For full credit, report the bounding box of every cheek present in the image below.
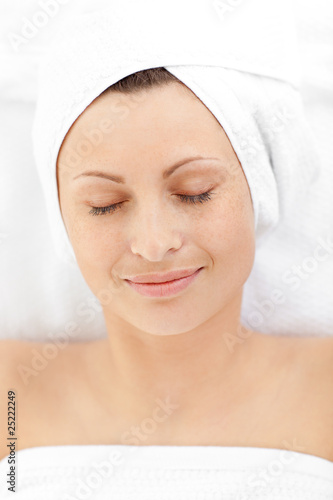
[197,190,255,279]
[59,191,122,266]
[71,218,124,266]
[65,216,124,297]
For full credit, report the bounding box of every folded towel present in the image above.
[31,0,318,267]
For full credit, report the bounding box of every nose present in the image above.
[129,198,183,262]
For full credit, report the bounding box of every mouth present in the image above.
[125,267,203,284]
[124,267,204,298]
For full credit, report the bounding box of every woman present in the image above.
[1,2,333,498]
[0,65,332,498]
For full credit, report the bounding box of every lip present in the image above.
[124,267,204,298]
[125,268,202,284]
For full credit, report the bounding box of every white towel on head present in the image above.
[31,0,318,267]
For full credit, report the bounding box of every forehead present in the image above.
[57,82,234,175]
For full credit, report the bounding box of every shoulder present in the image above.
[0,339,33,385]
[0,340,33,461]
[0,339,57,387]
[0,339,87,461]
[260,334,333,462]
[295,335,333,375]
[294,335,333,461]
[297,335,333,416]
[265,333,333,371]
[254,332,333,396]
[285,335,333,400]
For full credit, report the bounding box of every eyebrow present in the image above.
[73,156,221,183]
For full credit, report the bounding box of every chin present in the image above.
[120,300,219,337]
[132,321,201,337]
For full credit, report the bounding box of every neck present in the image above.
[94,294,256,427]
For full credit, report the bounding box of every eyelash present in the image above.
[88,190,215,216]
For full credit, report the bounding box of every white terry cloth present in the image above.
[31,0,319,269]
[0,444,332,499]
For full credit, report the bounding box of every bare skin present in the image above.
[1,82,332,463]
[0,334,332,463]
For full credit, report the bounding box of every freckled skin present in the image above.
[0,83,332,461]
[36,82,330,459]
[57,82,255,337]
[56,83,270,436]
[55,82,262,423]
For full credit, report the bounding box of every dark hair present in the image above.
[101,67,181,95]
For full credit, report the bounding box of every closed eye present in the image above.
[88,190,215,216]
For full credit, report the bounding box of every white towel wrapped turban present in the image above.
[32,0,318,266]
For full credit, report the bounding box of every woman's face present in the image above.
[57,82,255,335]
